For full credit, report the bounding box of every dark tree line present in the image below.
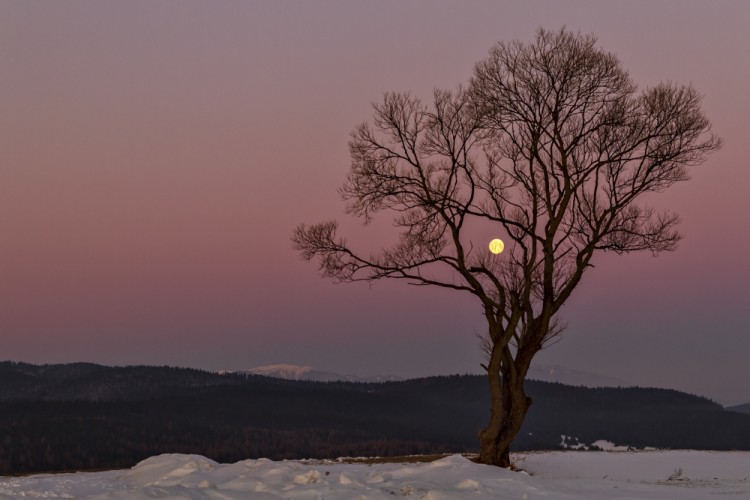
[2,363,750,475]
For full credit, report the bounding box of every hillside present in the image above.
[1,361,749,475]
[0,361,241,401]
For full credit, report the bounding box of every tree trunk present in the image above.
[478,367,532,467]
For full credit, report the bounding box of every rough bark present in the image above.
[478,370,531,467]
[477,335,535,467]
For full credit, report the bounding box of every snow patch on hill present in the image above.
[233,364,403,383]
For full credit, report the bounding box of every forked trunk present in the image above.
[478,369,531,467]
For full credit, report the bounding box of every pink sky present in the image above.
[1,1,748,404]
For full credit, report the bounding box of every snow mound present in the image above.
[125,454,219,486]
[1,451,750,499]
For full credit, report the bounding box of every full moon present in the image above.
[489,238,505,255]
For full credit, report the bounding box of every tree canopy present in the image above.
[294,28,720,466]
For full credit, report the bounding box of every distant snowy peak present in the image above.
[245,364,319,380]
[726,402,750,414]
[238,364,403,383]
[527,363,628,388]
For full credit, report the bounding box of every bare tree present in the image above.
[293,28,720,467]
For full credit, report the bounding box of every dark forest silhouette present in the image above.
[2,362,749,475]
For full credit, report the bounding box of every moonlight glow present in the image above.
[489,239,505,255]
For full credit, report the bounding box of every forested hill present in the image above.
[1,361,750,475]
[0,361,242,401]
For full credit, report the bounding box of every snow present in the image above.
[1,451,749,499]
[235,364,403,383]
[560,434,589,450]
[590,440,632,451]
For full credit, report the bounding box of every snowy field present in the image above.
[2,450,749,499]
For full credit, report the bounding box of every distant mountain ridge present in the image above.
[236,364,403,383]
[727,402,750,414]
[239,362,628,388]
[526,363,628,388]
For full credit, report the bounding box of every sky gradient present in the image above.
[1,1,748,404]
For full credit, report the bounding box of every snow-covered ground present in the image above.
[2,450,749,499]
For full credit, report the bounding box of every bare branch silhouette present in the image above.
[293,27,720,467]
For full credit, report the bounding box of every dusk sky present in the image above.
[1,1,748,405]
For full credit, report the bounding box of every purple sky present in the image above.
[1,1,748,404]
